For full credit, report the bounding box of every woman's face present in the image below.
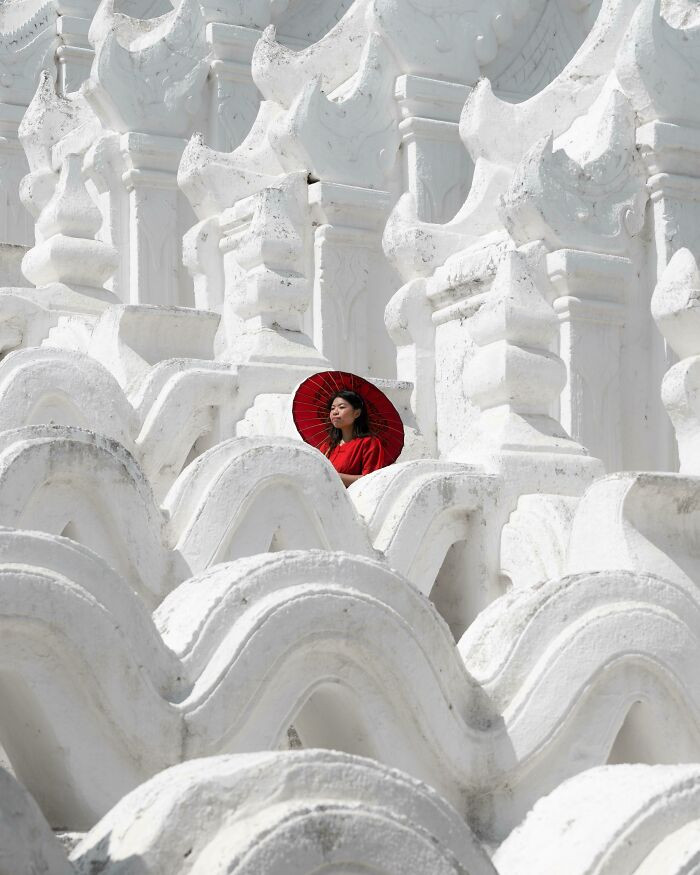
[329,396,361,430]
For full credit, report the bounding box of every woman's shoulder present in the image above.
[357,434,382,446]
[357,434,385,456]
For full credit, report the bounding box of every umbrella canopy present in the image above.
[292,370,405,464]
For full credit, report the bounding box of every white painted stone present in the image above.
[1,0,700,869]
[71,751,496,874]
[0,767,73,875]
[495,764,700,875]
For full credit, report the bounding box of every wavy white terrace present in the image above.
[0,0,698,871]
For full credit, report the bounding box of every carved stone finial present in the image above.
[501,84,647,255]
[178,103,284,220]
[22,151,118,298]
[252,3,369,110]
[617,0,700,127]
[84,0,209,137]
[18,71,117,307]
[269,34,400,189]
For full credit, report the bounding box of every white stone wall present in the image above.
[0,0,699,871]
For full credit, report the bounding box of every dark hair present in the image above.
[326,390,372,451]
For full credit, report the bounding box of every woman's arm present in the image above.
[339,472,363,488]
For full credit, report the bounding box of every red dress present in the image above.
[322,435,387,475]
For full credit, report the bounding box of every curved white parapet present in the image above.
[0,526,181,696]
[349,460,501,628]
[0,767,74,875]
[494,764,700,875]
[71,751,496,874]
[566,471,700,589]
[0,560,180,829]
[0,412,515,610]
[164,436,375,570]
[0,347,136,449]
[0,424,177,605]
[460,567,700,837]
[158,551,480,801]
[0,534,699,841]
[0,547,478,827]
[134,363,241,500]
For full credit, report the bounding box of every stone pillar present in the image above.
[56,13,95,94]
[0,104,34,286]
[309,181,391,373]
[651,247,700,474]
[449,248,603,492]
[206,23,262,153]
[637,122,700,273]
[82,0,209,307]
[617,0,700,274]
[119,133,186,307]
[548,249,632,472]
[395,74,472,223]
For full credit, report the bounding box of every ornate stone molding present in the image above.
[501,84,647,256]
[269,33,400,189]
[85,0,210,137]
[252,0,370,109]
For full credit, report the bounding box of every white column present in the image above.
[309,181,391,373]
[119,133,186,307]
[206,23,261,153]
[395,74,472,223]
[56,14,94,94]
[0,104,34,286]
[548,249,631,472]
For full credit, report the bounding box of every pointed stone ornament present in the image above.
[252,5,370,110]
[18,72,118,310]
[501,86,647,255]
[84,0,209,137]
[269,33,400,190]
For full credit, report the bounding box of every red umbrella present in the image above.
[292,370,405,464]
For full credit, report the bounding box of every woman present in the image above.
[292,370,404,488]
[321,389,387,487]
